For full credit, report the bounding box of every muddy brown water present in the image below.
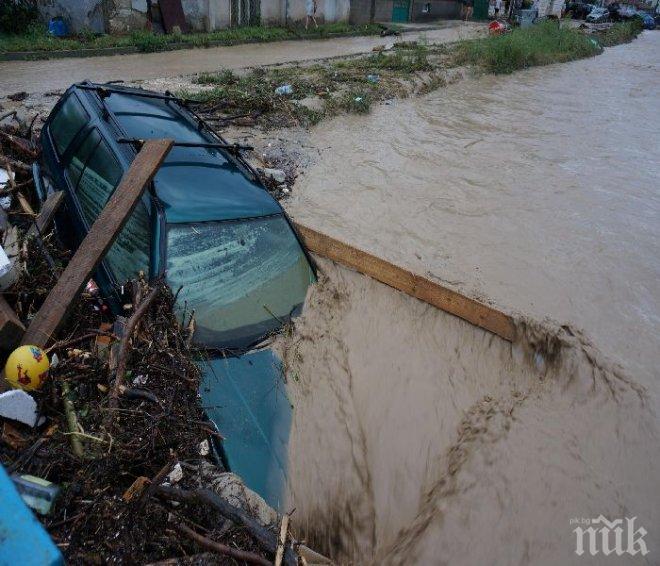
[276,32,660,564]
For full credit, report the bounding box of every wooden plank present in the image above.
[294,224,517,342]
[0,295,25,350]
[27,191,64,238]
[21,139,173,348]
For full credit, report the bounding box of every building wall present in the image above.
[411,0,461,20]
[349,0,397,24]
[36,0,105,33]
[38,0,348,34]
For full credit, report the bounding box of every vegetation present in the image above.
[455,21,602,74]
[181,43,432,127]
[0,22,383,55]
[180,22,643,128]
[0,0,38,35]
[597,19,643,47]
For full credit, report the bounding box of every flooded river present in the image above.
[278,32,660,564]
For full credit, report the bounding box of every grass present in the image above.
[181,43,430,126]
[455,21,605,74]
[0,22,384,54]
[178,21,643,127]
[597,19,643,47]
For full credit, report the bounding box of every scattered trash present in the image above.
[275,84,294,96]
[198,439,210,456]
[7,92,28,103]
[0,389,38,427]
[4,345,50,392]
[0,168,14,211]
[132,373,149,386]
[166,462,184,484]
[261,167,287,184]
[367,74,380,84]
[355,97,363,103]
[11,474,60,515]
[489,21,510,35]
[0,244,11,279]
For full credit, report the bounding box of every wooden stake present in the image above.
[274,513,290,566]
[20,139,173,348]
[294,224,516,342]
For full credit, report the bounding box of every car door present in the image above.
[44,93,152,295]
[71,130,152,290]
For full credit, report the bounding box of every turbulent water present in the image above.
[275,32,660,565]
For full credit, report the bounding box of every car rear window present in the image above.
[49,94,89,157]
[76,138,150,284]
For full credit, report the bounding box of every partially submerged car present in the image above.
[37,82,316,507]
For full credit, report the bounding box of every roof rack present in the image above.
[77,82,261,179]
[117,137,254,152]
[75,83,202,105]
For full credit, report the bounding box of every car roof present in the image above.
[75,84,281,223]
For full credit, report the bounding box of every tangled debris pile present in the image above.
[0,114,302,565]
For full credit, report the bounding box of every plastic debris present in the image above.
[0,244,11,279]
[12,474,60,515]
[262,168,287,184]
[274,84,294,95]
[167,462,184,484]
[198,439,210,456]
[133,374,149,386]
[0,389,38,427]
[0,168,13,210]
[367,74,380,84]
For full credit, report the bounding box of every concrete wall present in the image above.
[412,0,461,19]
[36,0,105,33]
[38,0,348,34]
[349,0,394,23]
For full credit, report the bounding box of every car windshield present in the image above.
[166,214,314,349]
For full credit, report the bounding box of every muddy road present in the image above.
[277,31,660,564]
[0,22,483,95]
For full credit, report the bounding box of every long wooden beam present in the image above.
[21,139,174,348]
[294,224,517,342]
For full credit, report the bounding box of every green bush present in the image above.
[0,0,38,34]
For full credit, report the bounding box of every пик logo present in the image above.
[571,515,649,557]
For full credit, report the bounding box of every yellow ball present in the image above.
[4,345,50,391]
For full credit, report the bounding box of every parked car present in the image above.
[586,6,610,22]
[36,82,316,507]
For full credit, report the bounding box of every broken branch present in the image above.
[171,520,271,566]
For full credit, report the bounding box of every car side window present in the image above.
[49,95,90,157]
[76,139,150,284]
[67,129,101,190]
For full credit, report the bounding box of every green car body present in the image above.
[39,82,315,507]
